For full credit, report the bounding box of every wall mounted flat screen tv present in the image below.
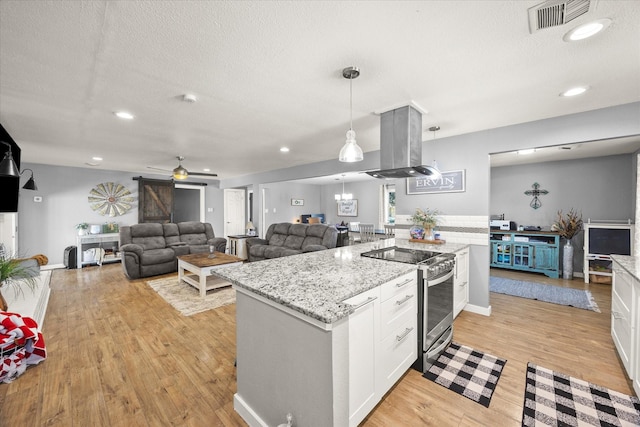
[0,123,21,213]
[587,226,632,256]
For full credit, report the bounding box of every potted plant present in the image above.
[75,222,89,236]
[551,208,583,279]
[0,257,38,312]
[410,208,440,239]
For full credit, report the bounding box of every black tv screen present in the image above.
[588,228,632,256]
[0,123,21,213]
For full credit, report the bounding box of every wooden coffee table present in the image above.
[177,252,244,298]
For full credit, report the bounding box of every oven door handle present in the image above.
[426,269,454,287]
[426,327,453,359]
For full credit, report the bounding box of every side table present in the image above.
[228,235,253,260]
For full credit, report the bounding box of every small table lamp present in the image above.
[246,221,256,236]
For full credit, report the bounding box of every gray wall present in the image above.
[16,163,225,264]
[259,181,322,226]
[491,154,635,274]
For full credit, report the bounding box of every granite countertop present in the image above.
[213,238,468,324]
[611,255,640,281]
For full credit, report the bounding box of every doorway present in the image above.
[174,184,205,222]
[224,188,246,237]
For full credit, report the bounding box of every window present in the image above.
[381,184,396,225]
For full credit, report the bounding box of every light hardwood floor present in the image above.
[0,264,634,426]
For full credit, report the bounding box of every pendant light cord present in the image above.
[349,76,353,132]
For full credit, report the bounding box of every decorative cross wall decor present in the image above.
[524,182,548,209]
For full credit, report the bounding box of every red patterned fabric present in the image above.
[0,311,46,383]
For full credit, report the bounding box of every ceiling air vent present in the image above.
[528,0,594,33]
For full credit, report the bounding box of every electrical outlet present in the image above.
[207,208,213,212]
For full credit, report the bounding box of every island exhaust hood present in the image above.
[366,105,440,179]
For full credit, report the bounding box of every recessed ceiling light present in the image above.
[560,86,589,97]
[114,111,134,120]
[203,168,210,172]
[517,149,536,155]
[92,156,103,161]
[280,147,290,152]
[563,19,612,42]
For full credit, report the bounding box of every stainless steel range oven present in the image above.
[361,246,456,372]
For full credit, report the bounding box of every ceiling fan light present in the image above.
[173,165,188,180]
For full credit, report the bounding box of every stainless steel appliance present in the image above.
[361,246,456,372]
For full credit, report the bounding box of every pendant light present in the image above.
[0,141,19,177]
[172,156,188,180]
[427,126,443,179]
[339,66,364,163]
[334,174,353,201]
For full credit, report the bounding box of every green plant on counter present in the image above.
[411,208,440,229]
[75,222,89,230]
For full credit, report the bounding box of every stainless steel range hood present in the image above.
[366,105,439,179]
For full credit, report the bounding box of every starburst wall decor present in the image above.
[88,182,135,217]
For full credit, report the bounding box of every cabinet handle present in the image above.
[396,327,414,342]
[350,296,377,311]
[395,294,414,306]
[611,311,623,320]
[395,278,413,288]
[461,281,468,287]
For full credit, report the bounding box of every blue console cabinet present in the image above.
[490,231,560,278]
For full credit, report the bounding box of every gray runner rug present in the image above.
[489,277,600,312]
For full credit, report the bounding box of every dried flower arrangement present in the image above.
[411,208,440,229]
[551,208,583,240]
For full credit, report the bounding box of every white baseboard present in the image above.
[464,303,491,317]
[234,393,268,427]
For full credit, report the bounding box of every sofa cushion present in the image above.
[283,235,305,250]
[264,246,301,259]
[140,248,176,265]
[130,223,166,250]
[163,223,181,246]
[268,232,288,247]
[289,224,308,237]
[307,224,329,238]
[273,223,291,235]
[302,235,323,249]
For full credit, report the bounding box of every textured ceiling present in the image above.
[1,1,639,180]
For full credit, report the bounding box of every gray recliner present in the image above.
[245,223,338,262]
[119,221,227,279]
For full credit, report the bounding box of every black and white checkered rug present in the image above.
[523,363,640,426]
[423,341,507,408]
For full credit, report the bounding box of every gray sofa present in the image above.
[119,221,227,279]
[245,222,338,262]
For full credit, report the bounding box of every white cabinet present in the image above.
[454,248,469,318]
[345,286,379,427]
[76,233,121,268]
[611,262,636,381]
[378,273,417,391]
[345,271,417,427]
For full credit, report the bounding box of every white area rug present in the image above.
[145,275,235,316]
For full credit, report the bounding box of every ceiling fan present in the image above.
[147,156,218,180]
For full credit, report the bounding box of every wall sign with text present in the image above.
[406,170,466,194]
[291,198,304,206]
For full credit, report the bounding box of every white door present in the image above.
[224,189,246,237]
[0,213,17,256]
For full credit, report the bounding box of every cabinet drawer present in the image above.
[611,295,634,377]
[379,319,417,390]
[613,269,633,310]
[381,272,416,302]
[380,294,416,340]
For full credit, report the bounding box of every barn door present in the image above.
[138,178,174,223]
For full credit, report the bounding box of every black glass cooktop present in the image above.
[361,246,441,264]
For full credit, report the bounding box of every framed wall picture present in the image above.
[337,199,358,216]
[407,169,466,194]
[291,198,304,206]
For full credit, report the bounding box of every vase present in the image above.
[423,227,434,240]
[409,225,425,239]
[563,240,574,279]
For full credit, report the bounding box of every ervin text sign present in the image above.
[406,170,466,194]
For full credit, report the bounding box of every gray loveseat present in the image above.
[245,222,338,262]
[119,221,227,279]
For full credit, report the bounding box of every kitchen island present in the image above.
[214,238,467,426]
